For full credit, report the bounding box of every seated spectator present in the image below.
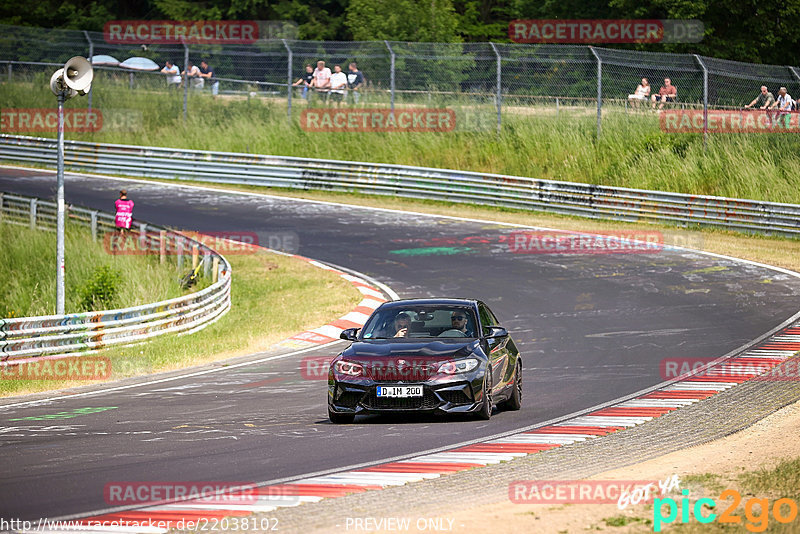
[771,87,794,128]
[199,60,219,96]
[292,64,314,100]
[311,60,331,102]
[182,61,203,89]
[651,78,677,110]
[329,65,348,107]
[347,62,365,104]
[628,78,650,108]
[160,60,181,88]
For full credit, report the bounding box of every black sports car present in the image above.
[328,298,522,423]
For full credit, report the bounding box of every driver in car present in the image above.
[389,312,412,338]
[449,311,472,336]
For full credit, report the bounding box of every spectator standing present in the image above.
[347,62,365,104]
[293,64,315,100]
[182,61,203,89]
[771,87,794,128]
[199,60,219,96]
[744,86,776,125]
[651,78,677,110]
[312,60,331,101]
[329,65,348,107]
[627,77,650,109]
[114,190,134,233]
[160,60,181,88]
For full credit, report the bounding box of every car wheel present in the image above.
[328,407,355,424]
[501,361,522,411]
[475,372,492,420]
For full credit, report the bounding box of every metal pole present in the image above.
[489,42,502,133]
[183,43,189,121]
[282,39,292,126]
[790,67,800,83]
[7,63,11,83]
[384,40,395,114]
[83,31,93,114]
[694,54,709,151]
[589,47,602,138]
[56,92,66,315]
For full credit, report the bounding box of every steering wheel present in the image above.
[438,329,467,338]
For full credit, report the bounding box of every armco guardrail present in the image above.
[0,191,231,363]
[1,134,799,237]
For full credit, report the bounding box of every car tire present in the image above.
[328,407,355,424]
[475,372,492,420]
[501,361,522,411]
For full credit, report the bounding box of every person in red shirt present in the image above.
[651,78,677,110]
[114,190,134,233]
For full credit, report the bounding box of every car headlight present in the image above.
[335,360,364,376]
[437,358,479,374]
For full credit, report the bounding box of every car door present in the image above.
[478,302,510,394]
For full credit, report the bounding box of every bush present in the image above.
[79,265,123,311]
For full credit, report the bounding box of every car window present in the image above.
[478,303,499,335]
[361,306,477,339]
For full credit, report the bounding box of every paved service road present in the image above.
[1,168,799,520]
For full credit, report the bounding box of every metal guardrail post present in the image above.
[203,252,211,278]
[589,47,602,139]
[29,198,36,230]
[177,237,184,270]
[90,210,97,240]
[192,244,199,269]
[0,192,4,223]
[489,42,502,133]
[384,40,396,115]
[83,31,93,115]
[159,229,167,264]
[183,43,189,121]
[138,223,147,251]
[694,55,709,151]
[282,39,292,127]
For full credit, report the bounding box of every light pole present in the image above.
[49,56,93,315]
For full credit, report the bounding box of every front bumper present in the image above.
[328,377,483,415]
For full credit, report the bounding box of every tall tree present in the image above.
[345,0,460,41]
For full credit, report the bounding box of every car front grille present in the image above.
[362,387,440,410]
[335,389,365,408]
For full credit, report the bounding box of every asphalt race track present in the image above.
[2,167,800,521]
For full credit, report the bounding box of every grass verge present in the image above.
[1,249,361,397]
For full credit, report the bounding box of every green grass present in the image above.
[0,249,361,397]
[0,222,188,317]
[2,76,800,204]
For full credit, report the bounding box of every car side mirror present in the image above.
[339,328,360,341]
[483,326,508,339]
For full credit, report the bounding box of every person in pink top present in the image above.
[114,189,134,233]
[311,60,332,102]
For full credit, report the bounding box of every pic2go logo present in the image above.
[654,489,799,532]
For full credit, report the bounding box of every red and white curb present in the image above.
[31,322,799,533]
[272,256,387,350]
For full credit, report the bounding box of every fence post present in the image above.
[693,54,709,151]
[0,192,3,223]
[790,67,800,83]
[212,256,219,283]
[83,31,93,115]
[7,62,11,83]
[589,47,602,138]
[159,230,167,264]
[90,210,98,241]
[138,223,147,252]
[183,43,189,121]
[192,244,199,269]
[177,238,184,270]
[29,198,37,230]
[556,97,559,118]
[203,251,212,278]
[384,40,396,114]
[282,39,293,127]
[489,42,502,133]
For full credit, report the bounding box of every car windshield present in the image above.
[361,306,478,340]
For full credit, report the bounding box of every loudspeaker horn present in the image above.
[63,56,93,95]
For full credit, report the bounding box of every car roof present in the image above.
[378,298,478,308]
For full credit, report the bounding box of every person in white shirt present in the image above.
[627,77,650,109]
[160,60,181,88]
[182,61,203,89]
[311,60,331,101]
[329,65,348,107]
[771,86,794,128]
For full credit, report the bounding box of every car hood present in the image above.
[343,339,479,360]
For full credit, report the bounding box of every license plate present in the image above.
[377,385,423,398]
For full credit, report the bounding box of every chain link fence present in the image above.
[2,23,800,136]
